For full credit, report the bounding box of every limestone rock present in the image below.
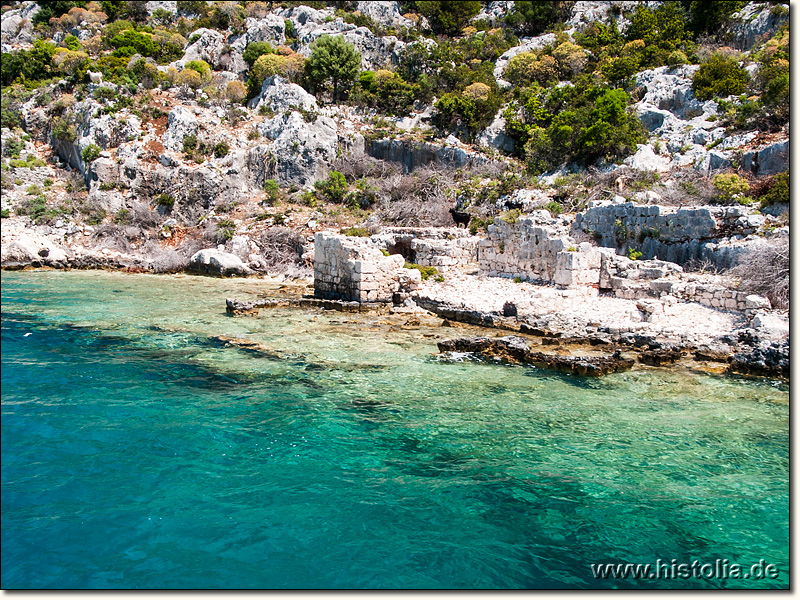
[162,106,198,152]
[227,15,287,74]
[476,109,515,153]
[356,1,413,28]
[181,28,227,68]
[260,111,338,186]
[1,231,69,267]
[742,139,789,176]
[188,249,254,277]
[146,1,177,14]
[247,75,318,113]
[730,2,789,51]
[1,1,38,45]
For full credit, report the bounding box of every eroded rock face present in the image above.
[258,111,339,186]
[742,140,789,176]
[247,75,318,113]
[181,27,227,68]
[730,2,789,51]
[162,106,198,152]
[227,15,287,75]
[188,249,254,277]
[1,1,38,45]
[356,1,413,28]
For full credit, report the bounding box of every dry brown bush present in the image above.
[731,238,789,309]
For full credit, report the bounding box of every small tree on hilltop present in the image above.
[305,35,361,103]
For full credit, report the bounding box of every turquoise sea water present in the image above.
[1,270,789,589]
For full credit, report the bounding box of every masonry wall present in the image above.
[477,213,600,287]
[314,232,420,302]
[574,202,765,268]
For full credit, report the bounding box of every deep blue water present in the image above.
[1,271,789,589]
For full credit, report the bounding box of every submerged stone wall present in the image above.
[314,232,421,302]
[477,212,600,287]
[574,202,765,268]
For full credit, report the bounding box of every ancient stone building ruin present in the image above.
[314,232,421,302]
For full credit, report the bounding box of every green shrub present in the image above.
[687,1,746,36]
[182,134,198,154]
[156,193,175,207]
[544,201,562,216]
[758,172,788,207]
[404,261,438,280]
[263,179,281,205]
[314,171,348,203]
[81,144,101,164]
[712,173,750,204]
[305,35,362,102]
[216,219,235,241]
[213,141,229,158]
[627,247,643,260]
[33,0,79,25]
[341,226,369,237]
[500,208,522,224]
[242,41,276,67]
[3,138,24,159]
[504,1,571,36]
[185,59,211,80]
[666,50,688,68]
[110,30,158,57]
[0,40,57,86]
[692,53,749,101]
[52,117,77,142]
[509,81,646,173]
[434,85,503,141]
[1,208,9,218]
[417,1,481,36]
[354,70,420,117]
[114,208,131,224]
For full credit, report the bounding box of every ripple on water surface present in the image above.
[0,271,788,589]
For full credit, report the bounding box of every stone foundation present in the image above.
[599,250,771,313]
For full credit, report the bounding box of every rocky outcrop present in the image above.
[742,139,789,177]
[575,201,768,268]
[356,1,414,29]
[257,111,338,186]
[247,75,318,113]
[0,230,70,268]
[226,15,287,74]
[437,335,635,376]
[162,106,198,152]
[365,137,493,173]
[1,1,38,46]
[476,109,515,153]
[187,249,254,277]
[729,338,789,378]
[180,28,227,69]
[730,2,789,51]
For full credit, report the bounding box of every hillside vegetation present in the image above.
[0,0,789,275]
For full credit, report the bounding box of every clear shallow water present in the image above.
[1,270,788,589]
